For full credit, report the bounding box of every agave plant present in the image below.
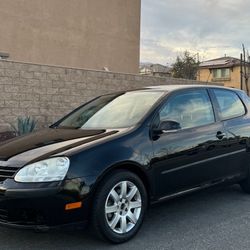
[11,117,37,136]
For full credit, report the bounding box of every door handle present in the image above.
[216,131,226,140]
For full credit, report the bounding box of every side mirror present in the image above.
[154,120,181,135]
[160,120,181,131]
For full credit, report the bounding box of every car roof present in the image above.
[144,84,238,92]
[104,84,245,98]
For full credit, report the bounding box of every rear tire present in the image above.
[91,170,147,243]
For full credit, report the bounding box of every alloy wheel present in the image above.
[105,181,142,234]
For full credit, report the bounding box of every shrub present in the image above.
[11,117,37,136]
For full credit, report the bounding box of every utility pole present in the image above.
[197,52,200,81]
[194,52,200,81]
[240,53,243,90]
[242,44,249,95]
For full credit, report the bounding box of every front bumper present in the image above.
[0,177,96,230]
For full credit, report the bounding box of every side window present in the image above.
[159,89,215,129]
[213,89,245,120]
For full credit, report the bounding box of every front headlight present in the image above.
[14,157,70,183]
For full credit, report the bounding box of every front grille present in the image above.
[0,166,20,181]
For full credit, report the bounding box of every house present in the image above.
[0,0,141,74]
[198,56,250,89]
[140,63,172,77]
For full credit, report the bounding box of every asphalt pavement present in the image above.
[1,184,250,250]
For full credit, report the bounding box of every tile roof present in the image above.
[199,56,241,68]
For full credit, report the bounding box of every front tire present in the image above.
[92,170,147,243]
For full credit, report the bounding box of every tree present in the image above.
[172,51,199,80]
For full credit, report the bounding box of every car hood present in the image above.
[0,128,119,167]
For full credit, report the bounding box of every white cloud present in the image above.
[141,0,250,64]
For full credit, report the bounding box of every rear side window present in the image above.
[213,89,245,120]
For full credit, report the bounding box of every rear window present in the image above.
[213,89,245,120]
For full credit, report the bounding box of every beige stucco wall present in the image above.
[198,67,241,89]
[230,67,241,89]
[198,68,211,83]
[0,0,141,74]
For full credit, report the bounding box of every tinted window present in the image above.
[159,90,215,129]
[213,89,245,120]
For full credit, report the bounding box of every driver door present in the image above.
[151,89,229,198]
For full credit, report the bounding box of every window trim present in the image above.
[150,88,216,133]
[210,88,247,122]
[212,68,231,81]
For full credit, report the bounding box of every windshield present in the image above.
[57,91,164,129]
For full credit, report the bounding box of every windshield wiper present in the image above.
[52,125,81,129]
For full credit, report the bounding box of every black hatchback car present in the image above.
[0,85,250,243]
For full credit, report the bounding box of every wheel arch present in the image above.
[93,161,153,202]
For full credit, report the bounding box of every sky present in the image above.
[140,0,250,65]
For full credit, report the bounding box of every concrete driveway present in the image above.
[1,185,250,250]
